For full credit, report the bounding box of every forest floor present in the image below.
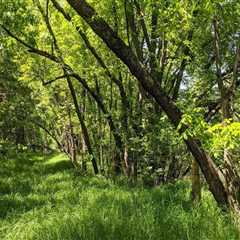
[0,152,239,240]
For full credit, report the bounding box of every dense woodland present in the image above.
[1,0,240,239]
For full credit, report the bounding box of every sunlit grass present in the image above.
[43,153,69,165]
[0,152,239,240]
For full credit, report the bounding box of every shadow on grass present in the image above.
[0,152,72,219]
[0,195,47,218]
[43,160,72,174]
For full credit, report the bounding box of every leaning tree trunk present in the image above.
[65,0,231,208]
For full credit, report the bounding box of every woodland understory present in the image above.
[1,0,240,235]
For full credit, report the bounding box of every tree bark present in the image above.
[191,159,201,202]
[67,106,77,167]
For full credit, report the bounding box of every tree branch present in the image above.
[42,75,69,86]
[1,24,60,63]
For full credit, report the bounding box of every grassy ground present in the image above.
[0,152,239,240]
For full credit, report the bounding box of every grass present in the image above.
[0,152,239,240]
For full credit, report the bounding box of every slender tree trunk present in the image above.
[66,77,99,174]
[191,159,201,202]
[81,89,87,172]
[81,133,87,172]
[67,107,77,167]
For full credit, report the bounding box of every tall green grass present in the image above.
[0,152,239,240]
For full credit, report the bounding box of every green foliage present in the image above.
[208,120,240,158]
[0,0,240,229]
[177,108,208,140]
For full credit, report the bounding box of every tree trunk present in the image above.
[66,77,99,174]
[67,107,77,167]
[66,0,229,208]
[81,133,87,172]
[71,73,123,175]
[191,159,201,202]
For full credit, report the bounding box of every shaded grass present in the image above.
[0,152,239,240]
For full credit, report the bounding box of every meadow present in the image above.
[0,152,239,240]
